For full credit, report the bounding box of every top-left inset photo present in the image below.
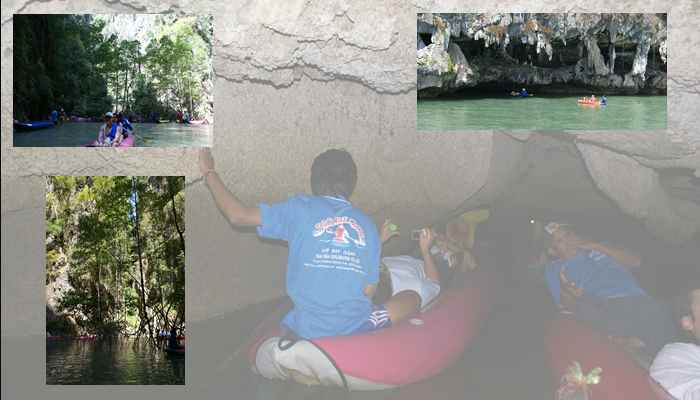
[13,14,213,147]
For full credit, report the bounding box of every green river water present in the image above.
[417,95,667,131]
[14,122,211,147]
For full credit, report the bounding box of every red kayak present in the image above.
[248,271,490,390]
[545,317,673,400]
[577,99,601,106]
[85,134,135,148]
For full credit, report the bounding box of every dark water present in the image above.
[13,122,211,147]
[46,337,185,385]
[417,95,667,131]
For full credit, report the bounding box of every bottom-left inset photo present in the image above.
[45,176,185,385]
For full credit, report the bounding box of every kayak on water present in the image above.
[85,134,135,148]
[164,346,185,355]
[510,91,533,97]
[13,120,54,131]
[186,119,210,125]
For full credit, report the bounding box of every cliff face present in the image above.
[418,13,667,96]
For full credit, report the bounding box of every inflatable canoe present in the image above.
[577,99,601,106]
[85,134,135,148]
[14,120,54,131]
[545,317,673,400]
[249,271,490,391]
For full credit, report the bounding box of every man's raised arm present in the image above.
[199,149,261,227]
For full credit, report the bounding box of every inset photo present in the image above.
[417,13,667,131]
[46,176,185,385]
[14,14,213,147]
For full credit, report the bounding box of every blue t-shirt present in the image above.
[50,110,58,123]
[121,118,133,132]
[257,194,380,339]
[107,123,118,140]
[545,250,647,306]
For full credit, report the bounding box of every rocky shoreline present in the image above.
[418,13,667,98]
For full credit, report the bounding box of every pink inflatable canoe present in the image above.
[85,134,134,147]
[545,317,673,400]
[248,271,490,391]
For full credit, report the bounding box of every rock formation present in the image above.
[418,13,667,97]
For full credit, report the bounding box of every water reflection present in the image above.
[46,337,185,385]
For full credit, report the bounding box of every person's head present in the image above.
[310,149,357,199]
[104,112,113,124]
[547,223,579,260]
[677,288,700,342]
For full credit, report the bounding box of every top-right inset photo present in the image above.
[417,13,667,131]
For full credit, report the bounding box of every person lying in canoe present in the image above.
[199,148,383,340]
[543,223,678,359]
[365,222,456,328]
[651,285,700,399]
[96,112,126,147]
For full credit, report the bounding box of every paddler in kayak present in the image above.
[116,112,134,136]
[199,148,384,340]
[510,88,531,97]
[96,112,125,147]
[168,325,183,350]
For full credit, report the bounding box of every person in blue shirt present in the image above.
[50,109,59,125]
[116,113,133,137]
[544,223,678,357]
[519,88,529,97]
[199,148,383,339]
[96,112,125,146]
[600,95,608,106]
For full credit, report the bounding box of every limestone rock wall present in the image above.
[418,13,668,95]
[1,0,699,322]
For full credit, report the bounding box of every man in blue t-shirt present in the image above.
[544,224,678,357]
[199,148,383,339]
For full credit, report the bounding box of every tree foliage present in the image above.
[14,14,212,121]
[46,177,185,337]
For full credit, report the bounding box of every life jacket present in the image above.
[108,123,118,140]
